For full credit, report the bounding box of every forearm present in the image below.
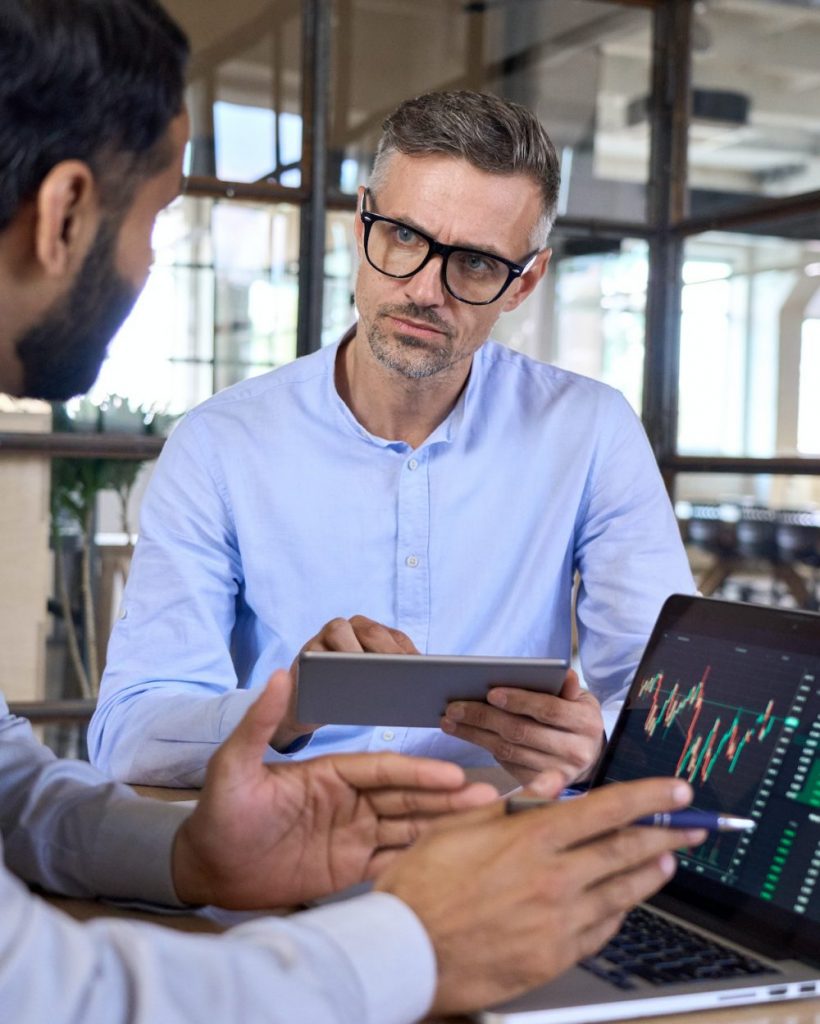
[0,704,188,902]
[1,869,436,1024]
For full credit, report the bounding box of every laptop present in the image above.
[479,594,820,1023]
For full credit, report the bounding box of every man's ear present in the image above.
[34,161,100,278]
[501,247,552,313]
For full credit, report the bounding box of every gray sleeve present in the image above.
[0,697,188,905]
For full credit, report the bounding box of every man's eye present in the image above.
[458,251,496,275]
[394,225,420,245]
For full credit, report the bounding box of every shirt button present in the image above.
[405,555,419,568]
[408,458,419,471]
[382,729,395,741]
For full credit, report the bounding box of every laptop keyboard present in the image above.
[580,907,774,991]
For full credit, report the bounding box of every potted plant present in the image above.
[50,397,176,696]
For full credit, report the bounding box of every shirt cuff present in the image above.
[91,796,191,907]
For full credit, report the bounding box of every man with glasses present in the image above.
[91,91,695,789]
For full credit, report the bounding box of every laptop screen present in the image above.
[595,595,820,964]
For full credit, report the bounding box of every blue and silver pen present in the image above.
[632,810,756,832]
[504,795,756,833]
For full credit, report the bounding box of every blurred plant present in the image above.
[50,396,176,697]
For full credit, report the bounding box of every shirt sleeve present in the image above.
[0,864,437,1024]
[0,699,188,905]
[88,414,262,788]
[574,390,696,718]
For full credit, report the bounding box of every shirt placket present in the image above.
[368,450,432,753]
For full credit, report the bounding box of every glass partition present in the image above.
[330,0,653,224]
[164,0,304,185]
[87,197,302,415]
[688,0,820,217]
[547,237,648,413]
[678,230,820,459]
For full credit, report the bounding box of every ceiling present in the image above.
[164,0,820,223]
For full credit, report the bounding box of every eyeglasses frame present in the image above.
[358,189,541,306]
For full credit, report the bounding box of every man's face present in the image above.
[353,152,548,380]
[16,111,189,401]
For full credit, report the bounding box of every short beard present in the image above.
[16,217,139,401]
[366,303,458,379]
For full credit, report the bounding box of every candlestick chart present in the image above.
[638,667,778,790]
[600,620,819,914]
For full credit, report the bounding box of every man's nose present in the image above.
[402,255,447,307]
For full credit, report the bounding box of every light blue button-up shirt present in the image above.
[90,337,695,786]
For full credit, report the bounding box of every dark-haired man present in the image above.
[0,2,704,1021]
[91,90,695,789]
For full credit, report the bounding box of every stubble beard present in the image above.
[365,304,460,380]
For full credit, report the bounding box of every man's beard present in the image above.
[16,218,139,401]
[366,303,459,379]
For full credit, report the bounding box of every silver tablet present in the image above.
[296,651,568,728]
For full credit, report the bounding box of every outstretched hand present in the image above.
[171,671,497,909]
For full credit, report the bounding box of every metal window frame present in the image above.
[2,0,818,492]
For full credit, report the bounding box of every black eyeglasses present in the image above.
[359,189,540,306]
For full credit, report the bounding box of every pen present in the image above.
[504,795,756,833]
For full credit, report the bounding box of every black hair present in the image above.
[0,0,190,231]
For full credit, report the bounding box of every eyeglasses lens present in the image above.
[366,219,509,303]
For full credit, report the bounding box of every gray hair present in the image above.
[369,90,560,249]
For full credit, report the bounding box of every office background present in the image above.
[1,0,818,745]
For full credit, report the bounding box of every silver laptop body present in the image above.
[479,595,820,1023]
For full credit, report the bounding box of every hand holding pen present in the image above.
[505,794,756,833]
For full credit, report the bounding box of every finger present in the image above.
[372,791,505,846]
[519,769,567,799]
[523,778,694,851]
[441,717,560,774]
[388,626,418,654]
[218,671,292,766]
[559,669,583,701]
[375,816,426,848]
[365,847,404,878]
[330,752,472,792]
[574,911,629,964]
[446,702,594,758]
[368,781,499,817]
[580,846,680,931]
[309,617,365,653]
[485,687,600,733]
[559,823,694,894]
[348,615,418,654]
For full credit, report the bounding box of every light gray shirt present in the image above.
[0,697,436,1023]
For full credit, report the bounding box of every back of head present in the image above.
[371,90,561,246]
[0,0,190,232]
